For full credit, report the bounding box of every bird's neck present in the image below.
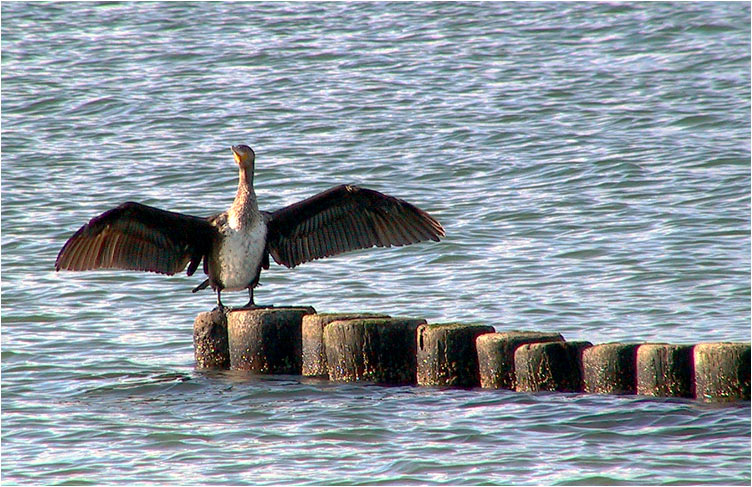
[230,166,258,219]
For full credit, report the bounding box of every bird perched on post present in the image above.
[55,145,445,310]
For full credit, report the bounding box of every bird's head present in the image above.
[231,145,255,170]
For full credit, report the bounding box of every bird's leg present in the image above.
[214,289,227,313]
[242,288,274,310]
[243,288,255,308]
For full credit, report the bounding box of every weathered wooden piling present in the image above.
[227,307,315,373]
[193,309,229,369]
[515,341,592,393]
[302,313,389,377]
[416,323,494,387]
[636,344,694,398]
[582,343,641,395]
[324,317,427,384]
[476,331,565,389]
[694,343,750,402]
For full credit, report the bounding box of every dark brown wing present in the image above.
[265,185,445,268]
[55,202,219,276]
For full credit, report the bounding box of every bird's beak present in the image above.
[231,146,240,164]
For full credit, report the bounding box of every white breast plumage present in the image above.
[217,215,267,291]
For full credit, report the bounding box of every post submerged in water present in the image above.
[227,307,316,374]
[582,343,641,395]
[324,317,427,384]
[416,323,495,387]
[636,344,694,398]
[302,312,390,377]
[476,331,565,389]
[515,341,593,393]
[193,309,230,369]
[693,342,750,402]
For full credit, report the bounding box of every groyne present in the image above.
[194,308,750,402]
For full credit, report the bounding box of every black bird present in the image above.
[55,145,445,310]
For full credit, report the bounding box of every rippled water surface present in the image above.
[2,2,750,485]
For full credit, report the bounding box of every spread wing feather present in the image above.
[55,202,218,276]
[266,185,445,268]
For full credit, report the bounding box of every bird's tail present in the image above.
[192,279,211,293]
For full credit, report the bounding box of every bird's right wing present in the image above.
[55,202,219,276]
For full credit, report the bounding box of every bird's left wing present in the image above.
[265,185,445,268]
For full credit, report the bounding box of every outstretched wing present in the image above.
[55,202,219,276]
[266,185,445,268]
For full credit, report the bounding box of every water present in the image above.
[2,2,749,484]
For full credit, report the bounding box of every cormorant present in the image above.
[55,145,445,310]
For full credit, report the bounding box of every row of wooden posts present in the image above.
[193,308,751,402]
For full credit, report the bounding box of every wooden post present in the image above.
[324,317,426,384]
[416,323,494,387]
[582,343,641,395]
[515,341,592,393]
[694,343,750,402]
[227,307,315,373]
[302,313,389,377]
[476,331,565,389]
[193,309,230,369]
[636,344,694,398]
